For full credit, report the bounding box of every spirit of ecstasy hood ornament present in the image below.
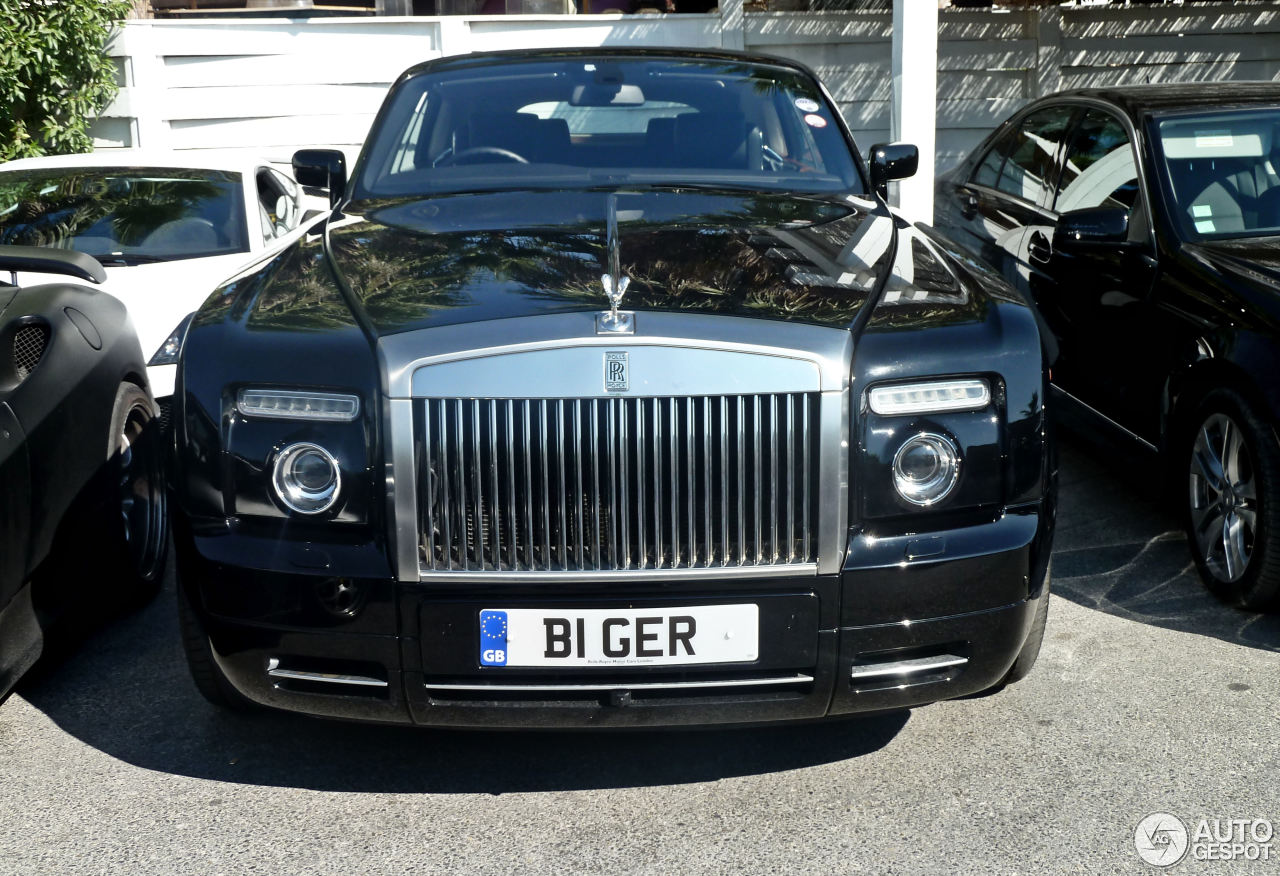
[597,193,634,334]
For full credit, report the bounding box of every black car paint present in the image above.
[172,48,1055,727]
[0,254,150,699]
[934,85,1280,450]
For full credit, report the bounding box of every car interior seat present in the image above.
[673,112,749,169]
[1257,124,1280,227]
[645,116,679,165]
[462,112,570,164]
[1172,159,1247,234]
[274,195,296,234]
[1166,120,1278,234]
[142,218,219,255]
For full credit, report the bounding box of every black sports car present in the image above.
[0,245,167,701]
[935,83,1280,611]
[171,48,1055,728]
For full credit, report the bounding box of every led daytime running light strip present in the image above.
[237,389,360,422]
[868,379,990,416]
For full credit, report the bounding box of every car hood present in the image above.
[1183,237,1280,292]
[321,189,895,335]
[15,251,252,359]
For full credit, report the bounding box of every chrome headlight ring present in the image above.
[892,432,961,507]
[272,442,342,515]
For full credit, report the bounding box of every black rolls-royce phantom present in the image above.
[171,48,1056,728]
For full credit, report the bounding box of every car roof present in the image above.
[0,149,271,175]
[397,45,818,84]
[1047,82,1280,117]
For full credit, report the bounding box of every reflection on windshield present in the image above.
[0,167,249,262]
[1157,108,1280,239]
[310,190,880,331]
[357,57,863,198]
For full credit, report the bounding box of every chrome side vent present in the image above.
[414,393,820,574]
[13,324,48,380]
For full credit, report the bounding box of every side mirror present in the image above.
[1053,207,1130,250]
[868,143,918,200]
[292,149,347,208]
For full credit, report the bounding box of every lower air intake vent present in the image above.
[13,324,49,379]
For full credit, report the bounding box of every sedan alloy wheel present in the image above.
[1189,412,1257,582]
[1184,389,1280,610]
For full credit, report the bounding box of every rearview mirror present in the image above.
[1053,207,1130,249]
[868,143,919,201]
[570,83,645,107]
[293,149,347,208]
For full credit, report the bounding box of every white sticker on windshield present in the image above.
[795,98,820,113]
[1195,131,1234,149]
[1194,219,1216,233]
[1191,204,1213,218]
[803,113,827,129]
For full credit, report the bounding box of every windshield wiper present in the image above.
[90,253,172,266]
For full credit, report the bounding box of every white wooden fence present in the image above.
[95,2,1280,174]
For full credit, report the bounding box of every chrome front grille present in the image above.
[415,394,819,573]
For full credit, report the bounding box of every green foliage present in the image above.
[0,0,132,162]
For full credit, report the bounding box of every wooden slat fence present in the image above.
[93,2,1280,172]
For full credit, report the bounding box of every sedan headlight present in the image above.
[892,432,960,506]
[272,442,341,514]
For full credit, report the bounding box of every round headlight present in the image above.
[892,432,960,506]
[272,443,341,514]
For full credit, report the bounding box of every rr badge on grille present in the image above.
[604,351,629,392]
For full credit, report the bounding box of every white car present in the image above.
[0,150,315,400]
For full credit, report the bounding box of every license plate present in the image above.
[478,605,759,668]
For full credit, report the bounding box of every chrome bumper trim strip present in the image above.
[848,654,968,681]
[267,668,389,688]
[424,674,815,692]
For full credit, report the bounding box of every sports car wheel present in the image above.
[105,382,168,603]
[1184,388,1280,611]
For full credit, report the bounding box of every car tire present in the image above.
[176,580,258,712]
[102,382,168,605]
[1002,570,1050,687]
[1183,387,1280,611]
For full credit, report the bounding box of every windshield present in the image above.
[0,167,248,263]
[1154,106,1280,240]
[356,56,863,198]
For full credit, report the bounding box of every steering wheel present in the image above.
[437,146,530,167]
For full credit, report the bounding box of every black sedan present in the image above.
[171,48,1055,728]
[0,246,167,701]
[936,83,1280,611]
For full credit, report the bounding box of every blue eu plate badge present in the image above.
[479,609,508,666]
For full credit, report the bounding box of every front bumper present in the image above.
[179,504,1051,729]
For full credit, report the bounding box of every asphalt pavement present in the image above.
[1,429,1277,875]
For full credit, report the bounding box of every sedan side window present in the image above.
[972,128,1014,188]
[255,168,300,243]
[1054,109,1140,215]
[994,106,1075,207]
